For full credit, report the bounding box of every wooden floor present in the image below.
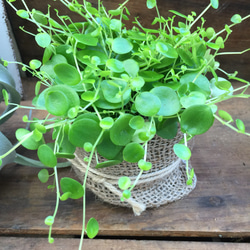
[1,79,250,249]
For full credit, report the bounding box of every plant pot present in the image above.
[70,131,197,215]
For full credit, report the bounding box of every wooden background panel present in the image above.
[4,0,250,79]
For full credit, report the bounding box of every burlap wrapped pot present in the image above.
[70,130,197,215]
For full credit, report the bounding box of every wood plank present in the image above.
[0,237,249,250]
[1,84,250,239]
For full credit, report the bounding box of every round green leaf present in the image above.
[81,91,100,102]
[123,59,139,78]
[180,91,206,108]
[127,30,146,40]
[112,38,133,54]
[29,59,42,70]
[173,144,191,160]
[236,119,245,133]
[48,237,54,244]
[84,142,93,152]
[110,19,122,32]
[16,9,29,19]
[60,177,84,199]
[118,176,131,190]
[73,33,98,46]
[35,33,51,48]
[108,9,122,16]
[135,92,161,117]
[101,80,130,103]
[38,169,50,183]
[40,54,67,78]
[16,128,43,150]
[180,73,211,96]
[60,192,72,201]
[146,0,156,9]
[54,63,81,86]
[231,14,242,24]
[106,59,125,73]
[138,159,152,171]
[130,76,145,91]
[100,117,114,130]
[45,89,69,116]
[150,86,181,116]
[132,121,156,143]
[215,36,224,49]
[122,190,131,199]
[210,0,219,9]
[210,77,234,97]
[44,85,80,116]
[86,218,99,239]
[110,114,135,146]
[67,107,78,119]
[156,118,178,139]
[206,42,220,50]
[69,118,102,147]
[76,49,108,66]
[156,41,178,59]
[129,116,145,130]
[37,144,57,168]
[177,48,194,66]
[218,110,233,122]
[44,216,54,226]
[95,90,130,110]
[215,79,231,90]
[75,113,100,123]
[139,71,164,82]
[225,24,232,35]
[206,27,215,39]
[32,10,48,25]
[123,142,144,163]
[180,105,214,135]
[33,128,43,142]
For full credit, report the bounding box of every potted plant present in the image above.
[1,0,250,248]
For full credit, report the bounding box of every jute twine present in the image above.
[70,130,197,215]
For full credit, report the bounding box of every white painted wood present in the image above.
[0,0,22,94]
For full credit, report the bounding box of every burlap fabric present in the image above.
[70,130,197,215]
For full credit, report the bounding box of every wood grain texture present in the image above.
[4,0,250,79]
[0,81,250,241]
[0,237,249,250]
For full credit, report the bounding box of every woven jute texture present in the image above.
[70,130,197,215]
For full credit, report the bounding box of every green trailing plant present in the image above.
[1,0,250,248]
[0,61,71,169]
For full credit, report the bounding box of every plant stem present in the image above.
[189,3,211,29]
[217,48,250,56]
[79,130,104,250]
[214,114,250,136]
[130,169,143,190]
[208,14,250,43]
[183,133,190,178]
[48,166,61,242]
[0,106,19,121]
